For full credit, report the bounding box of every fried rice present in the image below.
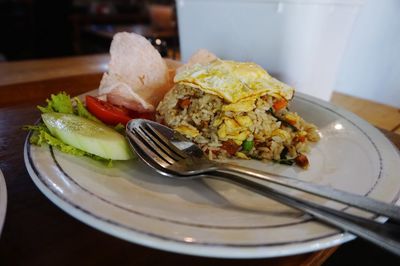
[156,83,319,169]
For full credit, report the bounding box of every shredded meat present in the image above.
[178,98,191,109]
[295,154,309,169]
[221,140,240,156]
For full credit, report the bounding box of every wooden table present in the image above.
[0,55,399,266]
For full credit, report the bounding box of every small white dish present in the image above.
[24,93,400,258]
[0,169,7,235]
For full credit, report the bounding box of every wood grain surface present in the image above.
[0,54,109,86]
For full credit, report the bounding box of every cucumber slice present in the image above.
[42,113,133,160]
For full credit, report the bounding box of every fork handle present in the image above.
[214,164,400,221]
[210,172,400,256]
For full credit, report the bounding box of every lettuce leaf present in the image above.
[38,92,74,114]
[25,124,86,156]
[25,92,121,166]
[113,123,126,134]
[74,97,101,123]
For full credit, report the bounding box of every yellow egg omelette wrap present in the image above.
[174,59,294,103]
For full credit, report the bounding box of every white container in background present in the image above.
[335,0,400,108]
[176,0,363,101]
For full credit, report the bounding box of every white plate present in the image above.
[24,93,400,258]
[0,168,7,236]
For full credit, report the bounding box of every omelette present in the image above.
[156,57,319,168]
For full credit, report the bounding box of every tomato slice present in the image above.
[85,95,133,125]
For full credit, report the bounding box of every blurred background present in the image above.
[1,0,399,108]
[0,0,178,60]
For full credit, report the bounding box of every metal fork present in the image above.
[127,119,400,221]
[126,119,400,256]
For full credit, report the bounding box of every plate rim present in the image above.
[24,146,356,258]
[23,92,400,258]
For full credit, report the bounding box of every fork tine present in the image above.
[146,123,188,159]
[135,126,178,164]
[126,129,171,168]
